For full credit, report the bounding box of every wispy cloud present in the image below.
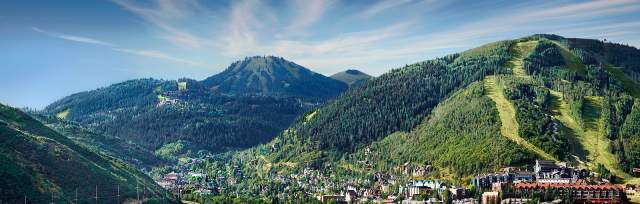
[218,0,271,56]
[33,27,199,66]
[360,0,415,18]
[112,0,211,48]
[106,0,640,75]
[32,27,116,47]
[286,0,332,33]
[113,48,200,66]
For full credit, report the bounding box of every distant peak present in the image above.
[345,69,367,75]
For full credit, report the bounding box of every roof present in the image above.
[514,183,623,191]
[483,192,499,196]
[537,160,560,169]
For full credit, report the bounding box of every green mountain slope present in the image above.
[31,113,162,167]
[158,35,640,201]
[346,82,536,180]
[261,34,640,181]
[0,104,175,203]
[44,57,347,160]
[269,40,513,163]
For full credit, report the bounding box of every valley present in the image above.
[3,34,640,203]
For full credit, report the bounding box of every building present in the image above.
[319,195,346,203]
[345,189,358,203]
[500,198,531,204]
[473,173,510,188]
[513,182,625,203]
[534,160,589,184]
[449,186,469,199]
[482,192,500,204]
[534,160,588,183]
[405,180,446,198]
[453,198,478,204]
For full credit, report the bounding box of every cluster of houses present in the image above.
[316,160,630,204]
[475,160,627,204]
[155,157,233,198]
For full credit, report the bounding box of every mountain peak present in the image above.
[330,69,372,87]
[202,56,347,99]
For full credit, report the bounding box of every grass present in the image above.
[482,40,556,161]
[484,76,556,161]
[304,109,319,124]
[549,90,636,183]
[604,65,640,97]
[55,109,70,119]
[508,41,538,79]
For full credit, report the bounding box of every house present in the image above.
[449,186,469,199]
[319,194,346,203]
[413,165,433,177]
[345,189,358,203]
[513,182,625,203]
[453,198,478,204]
[482,192,500,204]
[625,184,637,197]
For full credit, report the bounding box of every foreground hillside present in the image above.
[0,104,175,203]
[44,56,347,161]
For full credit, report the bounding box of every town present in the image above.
[153,155,639,203]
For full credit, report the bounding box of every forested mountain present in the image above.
[330,69,372,87]
[44,57,347,164]
[202,56,347,99]
[0,103,175,203]
[246,34,640,183]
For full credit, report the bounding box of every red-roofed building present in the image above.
[513,182,625,203]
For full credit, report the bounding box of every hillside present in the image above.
[30,113,162,167]
[0,103,175,203]
[253,34,640,184]
[44,57,347,160]
[202,56,347,99]
[330,69,372,87]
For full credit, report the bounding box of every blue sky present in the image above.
[1,0,640,108]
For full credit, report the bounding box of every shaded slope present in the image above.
[31,113,162,167]
[44,78,310,155]
[0,104,175,203]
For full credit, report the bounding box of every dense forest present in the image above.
[269,40,514,162]
[348,82,536,179]
[44,57,348,159]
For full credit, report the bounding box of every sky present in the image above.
[1,0,640,109]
